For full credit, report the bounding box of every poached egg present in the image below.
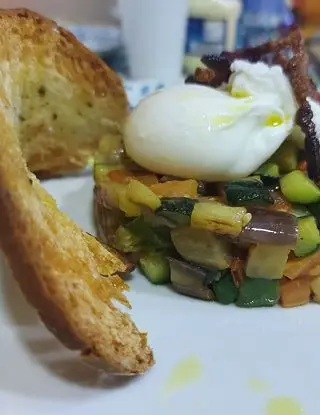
[124,60,298,181]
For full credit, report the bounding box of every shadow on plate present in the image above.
[55,177,96,235]
[0,254,135,399]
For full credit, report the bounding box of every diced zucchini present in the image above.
[139,252,170,284]
[236,278,280,307]
[225,179,273,207]
[126,216,173,252]
[255,162,280,177]
[270,140,298,173]
[291,205,311,218]
[94,163,110,184]
[127,179,161,211]
[191,201,251,236]
[280,170,320,204]
[156,197,196,225]
[259,175,280,190]
[171,227,232,270]
[294,216,320,257]
[228,177,263,186]
[114,226,141,253]
[245,244,291,279]
[212,271,238,304]
[307,203,320,227]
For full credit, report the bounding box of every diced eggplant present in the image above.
[239,208,298,246]
[169,258,214,301]
[171,227,232,270]
[245,244,292,279]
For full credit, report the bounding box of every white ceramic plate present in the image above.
[0,85,319,415]
[0,176,319,415]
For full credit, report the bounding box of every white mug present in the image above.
[118,0,189,84]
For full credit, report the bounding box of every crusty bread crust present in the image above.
[0,8,128,176]
[0,90,154,374]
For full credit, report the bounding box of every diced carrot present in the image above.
[135,174,159,186]
[108,169,133,183]
[280,278,311,307]
[108,170,158,186]
[150,179,198,198]
[230,257,245,288]
[297,160,307,172]
[311,277,320,301]
[269,192,292,213]
[284,250,320,280]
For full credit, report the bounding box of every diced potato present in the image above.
[284,250,320,280]
[191,201,251,236]
[117,186,141,217]
[280,278,311,307]
[127,179,161,211]
[150,179,198,198]
[246,244,291,279]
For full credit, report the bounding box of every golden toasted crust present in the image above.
[0,109,154,374]
[0,8,128,176]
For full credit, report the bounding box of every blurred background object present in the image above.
[293,0,320,38]
[0,0,320,92]
[238,0,294,48]
[0,0,122,64]
[118,0,189,84]
[0,0,118,24]
[184,0,242,75]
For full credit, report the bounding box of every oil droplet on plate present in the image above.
[163,355,203,397]
[247,377,269,393]
[266,397,304,415]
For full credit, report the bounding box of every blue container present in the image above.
[238,0,295,48]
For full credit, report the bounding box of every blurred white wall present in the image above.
[0,0,118,24]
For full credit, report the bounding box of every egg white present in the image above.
[124,61,297,181]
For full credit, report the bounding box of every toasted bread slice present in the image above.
[0,106,154,374]
[0,8,128,176]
